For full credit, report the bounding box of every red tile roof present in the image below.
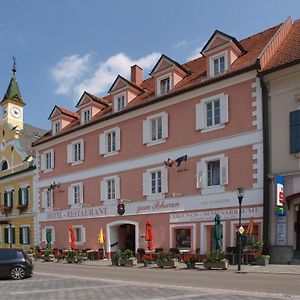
[35,20,300,146]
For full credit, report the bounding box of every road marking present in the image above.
[10,283,130,295]
[34,272,299,299]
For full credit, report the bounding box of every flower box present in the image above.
[143,261,157,267]
[157,259,179,268]
[1,206,12,215]
[255,256,270,266]
[17,204,28,212]
[118,257,137,267]
[203,259,229,270]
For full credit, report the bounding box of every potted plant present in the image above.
[255,254,270,266]
[42,249,54,262]
[157,251,179,268]
[111,253,120,266]
[183,254,197,269]
[0,205,12,216]
[54,252,66,262]
[143,255,156,267]
[118,249,137,266]
[203,250,229,270]
[66,250,79,263]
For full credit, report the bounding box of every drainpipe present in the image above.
[259,74,270,255]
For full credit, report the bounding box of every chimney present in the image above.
[131,65,143,86]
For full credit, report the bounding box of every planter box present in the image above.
[143,261,157,267]
[157,259,179,268]
[255,257,269,266]
[203,259,229,270]
[66,257,78,263]
[118,257,137,267]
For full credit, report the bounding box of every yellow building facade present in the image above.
[0,64,45,249]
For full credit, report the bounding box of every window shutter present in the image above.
[41,191,46,209]
[100,180,107,201]
[25,188,29,206]
[196,161,206,188]
[220,156,229,185]
[18,188,22,205]
[4,228,8,243]
[27,227,30,244]
[162,113,168,139]
[41,153,46,171]
[143,172,150,196]
[82,227,86,243]
[195,102,205,130]
[41,228,46,242]
[11,191,14,208]
[4,191,7,206]
[115,177,120,200]
[115,128,121,151]
[81,140,85,160]
[80,183,84,204]
[143,120,149,144]
[99,133,106,155]
[68,186,73,205]
[290,110,300,153]
[67,144,72,163]
[19,227,23,244]
[12,228,15,244]
[161,168,168,193]
[51,150,55,169]
[220,94,229,124]
[50,190,53,207]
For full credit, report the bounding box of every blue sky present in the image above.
[0,0,299,129]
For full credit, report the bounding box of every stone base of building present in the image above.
[270,246,293,264]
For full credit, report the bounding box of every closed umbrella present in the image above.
[46,228,52,249]
[213,214,223,251]
[69,226,76,250]
[145,219,154,251]
[98,228,106,258]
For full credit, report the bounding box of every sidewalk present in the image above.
[83,259,300,275]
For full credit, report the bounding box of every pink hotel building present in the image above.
[33,19,294,257]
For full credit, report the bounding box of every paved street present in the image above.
[1,262,300,300]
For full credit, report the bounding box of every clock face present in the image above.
[10,107,21,119]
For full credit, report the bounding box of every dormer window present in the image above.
[210,52,227,77]
[81,108,91,124]
[53,121,61,135]
[114,93,126,112]
[158,75,171,95]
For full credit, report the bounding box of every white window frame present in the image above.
[6,224,15,245]
[195,93,228,133]
[20,225,30,245]
[100,175,120,202]
[41,149,54,172]
[196,154,228,194]
[42,226,56,244]
[19,184,30,206]
[67,139,85,165]
[209,51,228,77]
[143,112,168,146]
[143,167,168,200]
[72,225,86,245]
[99,127,120,157]
[114,93,126,112]
[81,107,91,124]
[5,187,13,207]
[41,188,53,211]
[53,121,61,135]
[68,182,84,207]
[157,74,171,95]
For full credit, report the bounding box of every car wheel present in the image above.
[10,267,26,280]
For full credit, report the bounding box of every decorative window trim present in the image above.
[114,92,127,112]
[19,225,30,245]
[4,188,14,208]
[157,73,172,95]
[41,188,53,211]
[72,225,86,245]
[100,175,120,202]
[41,149,54,172]
[67,139,85,165]
[81,107,92,124]
[195,93,228,132]
[143,112,168,146]
[143,167,168,200]
[42,226,55,243]
[196,154,228,195]
[209,51,228,77]
[99,127,120,157]
[53,120,61,135]
[18,185,30,206]
[68,182,84,208]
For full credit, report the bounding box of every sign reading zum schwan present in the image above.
[276,175,284,207]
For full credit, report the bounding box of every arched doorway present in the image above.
[106,220,139,257]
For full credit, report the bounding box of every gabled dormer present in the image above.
[150,54,189,96]
[76,92,108,125]
[201,30,246,77]
[48,106,78,135]
[108,71,144,113]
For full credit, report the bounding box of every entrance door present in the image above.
[296,209,300,251]
[119,224,135,252]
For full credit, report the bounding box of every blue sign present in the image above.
[276,175,284,207]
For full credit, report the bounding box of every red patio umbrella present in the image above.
[69,226,76,250]
[145,219,154,251]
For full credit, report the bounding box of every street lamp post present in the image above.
[236,187,245,271]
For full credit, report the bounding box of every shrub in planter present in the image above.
[183,254,197,269]
[143,255,156,267]
[111,253,120,266]
[157,251,179,268]
[66,250,79,263]
[255,255,270,266]
[118,249,137,266]
[42,249,54,262]
[203,250,229,270]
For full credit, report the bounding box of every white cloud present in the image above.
[173,40,188,49]
[50,53,91,94]
[187,44,205,61]
[51,52,161,101]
